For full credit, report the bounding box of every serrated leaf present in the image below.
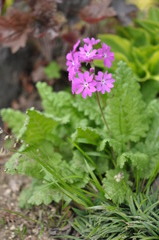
[139,100,159,156]
[105,61,149,152]
[72,127,101,145]
[44,61,61,79]
[98,138,122,154]
[23,141,89,188]
[28,184,70,206]
[5,151,44,179]
[36,82,86,129]
[36,82,72,117]
[19,180,70,208]
[1,108,26,137]
[103,169,132,204]
[22,109,59,144]
[135,100,159,179]
[117,152,150,178]
[73,94,103,126]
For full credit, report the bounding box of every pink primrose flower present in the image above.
[72,71,96,98]
[66,38,115,98]
[95,71,115,94]
[79,44,97,62]
[83,37,100,46]
[66,51,81,81]
[97,43,114,68]
[73,40,80,52]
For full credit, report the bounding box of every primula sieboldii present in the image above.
[66,37,115,98]
[72,71,96,98]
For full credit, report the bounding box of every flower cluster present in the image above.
[66,37,115,98]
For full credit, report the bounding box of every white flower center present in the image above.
[86,52,90,57]
[104,53,107,58]
[102,79,105,84]
[84,82,88,88]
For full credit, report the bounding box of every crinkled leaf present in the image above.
[73,94,103,126]
[105,61,149,152]
[5,151,44,179]
[44,61,61,79]
[98,138,122,155]
[36,82,86,129]
[23,141,89,188]
[19,180,70,208]
[135,100,159,178]
[103,169,132,204]
[1,108,26,137]
[21,109,59,144]
[36,82,72,117]
[117,152,150,179]
[72,127,101,145]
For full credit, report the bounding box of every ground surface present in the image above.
[0,155,76,240]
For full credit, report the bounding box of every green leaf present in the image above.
[5,150,44,179]
[73,94,103,126]
[23,141,90,191]
[19,180,70,208]
[148,50,159,75]
[1,109,26,137]
[117,152,150,179]
[148,7,159,22]
[141,80,159,103]
[72,127,101,145]
[44,61,61,79]
[103,169,132,204]
[36,82,72,117]
[136,19,159,35]
[98,138,121,151]
[135,100,159,181]
[105,61,149,152]
[22,109,59,144]
[37,82,85,129]
[118,26,150,47]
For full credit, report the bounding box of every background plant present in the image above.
[95,7,159,103]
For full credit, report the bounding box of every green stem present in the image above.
[96,92,116,167]
[96,92,111,136]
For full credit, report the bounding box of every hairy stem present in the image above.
[96,92,116,167]
[96,92,111,136]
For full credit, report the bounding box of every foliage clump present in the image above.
[1,62,158,211]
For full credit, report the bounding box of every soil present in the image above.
[0,155,76,240]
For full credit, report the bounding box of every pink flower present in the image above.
[66,51,81,81]
[79,44,97,62]
[66,37,115,98]
[83,37,100,46]
[95,71,115,94]
[73,40,80,52]
[72,71,96,98]
[97,43,114,68]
